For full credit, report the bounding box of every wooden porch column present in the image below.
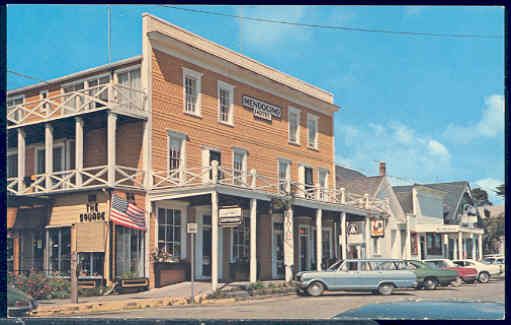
[249,198,257,283]
[315,209,322,271]
[211,191,219,291]
[340,212,347,260]
[458,232,463,259]
[284,206,294,282]
[107,112,117,186]
[75,117,84,186]
[17,128,26,192]
[45,123,53,189]
[478,234,483,260]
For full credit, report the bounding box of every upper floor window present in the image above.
[304,166,314,191]
[307,113,319,149]
[232,148,247,186]
[168,130,187,180]
[7,152,17,178]
[319,169,329,199]
[7,96,24,121]
[278,159,291,193]
[288,107,300,144]
[218,81,234,125]
[183,67,202,116]
[63,81,85,110]
[117,68,142,110]
[40,90,49,113]
[35,143,65,174]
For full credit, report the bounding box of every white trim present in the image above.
[307,113,319,150]
[182,67,203,117]
[7,94,25,104]
[154,201,189,259]
[167,130,187,178]
[277,159,291,191]
[217,80,235,126]
[114,64,142,75]
[232,148,248,185]
[288,106,301,145]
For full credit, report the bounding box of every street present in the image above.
[63,279,504,319]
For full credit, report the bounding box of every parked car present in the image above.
[423,259,478,284]
[294,259,417,297]
[482,256,505,274]
[452,259,503,283]
[332,300,505,320]
[401,260,458,290]
[7,286,38,318]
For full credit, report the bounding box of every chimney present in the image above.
[379,161,386,176]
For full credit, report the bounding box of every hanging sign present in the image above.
[370,218,385,237]
[347,223,361,235]
[242,95,281,121]
[219,206,242,227]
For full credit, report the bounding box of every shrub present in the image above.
[8,271,68,300]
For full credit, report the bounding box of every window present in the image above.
[319,169,328,200]
[117,68,142,110]
[218,81,234,125]
[288,107,300,144]
[35,144,65,174]
[307,113,318,149]
[7,96,24,121]
[78,252,104,278]
[232,210,250,263]
[158,208,182,257]
[47,227,71,276]
[322,229,332,260]
[183,68,202,116]
[304,167,314,191]
[232,149,247,186]
[372,237,380,256]
[7,152,17,178]
[87,75,110,109]
[40,90,49,113]
[278,159,291,193]
[168,131,186,180]
[62,81,85,110]
[115,226,145,278]
[340,261,358,271]
[426,233,442,255]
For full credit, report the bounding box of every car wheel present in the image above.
[423,277,438,290]
[377,283,394,296]
[451,277,463,287]
[478,272,490,283]
[306,282,324,297]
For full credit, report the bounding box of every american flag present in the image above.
[111,195,146,231]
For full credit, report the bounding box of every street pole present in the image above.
[71,252,78,304]
[190,232,195,304]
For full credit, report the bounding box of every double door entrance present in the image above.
[195,211,223,280]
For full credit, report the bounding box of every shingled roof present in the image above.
[335,165,384,197]
[392,185,414,214]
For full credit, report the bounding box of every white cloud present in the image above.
[427,140,450,159]
[404,6,425,16]
[237,6,311,52]
[443,94,504,144]
[335,120,452,181]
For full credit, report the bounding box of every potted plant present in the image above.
[151,248,189,288]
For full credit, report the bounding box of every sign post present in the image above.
[70,252,78,304]
[187,223,198,304]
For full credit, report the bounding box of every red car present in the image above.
[424,259,478,284]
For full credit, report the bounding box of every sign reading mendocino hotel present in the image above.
[242,95,281,121]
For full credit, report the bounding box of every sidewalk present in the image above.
[30,281,215,317]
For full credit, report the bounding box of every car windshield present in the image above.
[425,261,441,269]
[327,260,343,271]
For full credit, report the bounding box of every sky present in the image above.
[7,5,505,204]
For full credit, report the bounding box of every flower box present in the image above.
[154,262,190,288]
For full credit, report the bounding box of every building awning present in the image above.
[12,206,50,230]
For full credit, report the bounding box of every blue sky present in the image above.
[7,5,505,203]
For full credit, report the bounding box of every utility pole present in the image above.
[107,5,112,63]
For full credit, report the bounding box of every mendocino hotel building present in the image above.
[7,14,415,291]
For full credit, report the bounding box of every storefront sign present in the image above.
[370,218,384,237]
[219,206,242,227]
[242,95,281,121]
[80,201,105,222]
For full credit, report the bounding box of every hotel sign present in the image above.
[242,95,281,121]
[219,206,242,227]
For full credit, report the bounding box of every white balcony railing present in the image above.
[8,165,144,195]
[7,83,147,126]
[151,163,389,214]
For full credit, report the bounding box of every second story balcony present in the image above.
[7,83,147,128]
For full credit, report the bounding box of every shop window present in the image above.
[307,113,318,149]
[47,227,71,277]
[426,233,442,255]
[218,81,234,125]
[232,149,247,186]
[322,229,332,260]
[78,252,104,278]
[157,208,182,257]
[278,159,291,193]
[115,226,145,278]
[183,68,202,116]
[288,107,300,144]
[232,210,250,263]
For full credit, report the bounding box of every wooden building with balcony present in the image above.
[6,13,390,291]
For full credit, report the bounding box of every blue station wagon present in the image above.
[294,259,418,297]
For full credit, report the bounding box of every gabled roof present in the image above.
[335,165,383,197]
[393,186,414,214]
